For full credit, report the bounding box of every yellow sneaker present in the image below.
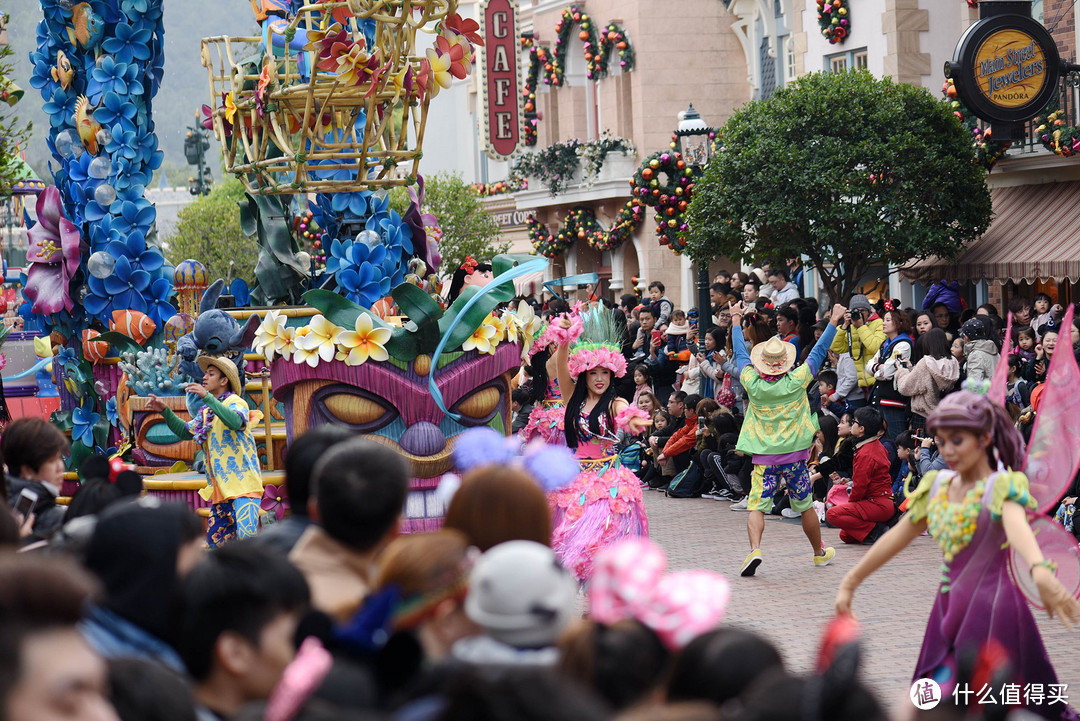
[814,546,836,567]
[741,548,763,577]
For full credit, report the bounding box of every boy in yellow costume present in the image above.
[147,357,263,546]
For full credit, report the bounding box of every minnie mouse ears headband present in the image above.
[439,427,579,507]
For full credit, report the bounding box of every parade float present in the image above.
[19,0,544,529]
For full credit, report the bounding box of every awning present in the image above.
[902,181,1080,283]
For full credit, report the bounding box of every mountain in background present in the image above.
[6,0,255,186]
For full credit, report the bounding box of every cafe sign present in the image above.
[946,6,1061,136]
[478,0,523,161]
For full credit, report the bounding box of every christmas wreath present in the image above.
[529,215,572,258]
[545,6,635,86]
[1033,105,1080,157]
[566,204,644,252]
[942,79,1010,169]
[629,143,709,252]
[817,0,850,44]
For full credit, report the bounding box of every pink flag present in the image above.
[989,312,1013,408]
[1024,304,1080,514]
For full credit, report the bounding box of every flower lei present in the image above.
[545,6,636,86]
[817,0,850,44]
[1033,104,1080,158]
[942,79,1010,169]
[191,391,235,445]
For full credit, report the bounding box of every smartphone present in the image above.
[14,488,38,519]
[651,330,662,345]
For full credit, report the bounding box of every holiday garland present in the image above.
[513,139,582,195]
[1033,105,1080,157]
[545,5,636,86]
[817,0,850,44]
[942,78,1010,169]
[529,203,644,258]
[470,178,528,196]
[521,34,546,146]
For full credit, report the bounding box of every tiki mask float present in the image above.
[272,343,521,532]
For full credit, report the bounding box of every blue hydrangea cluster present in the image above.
[313,189,414,309]
[28,0,172,329]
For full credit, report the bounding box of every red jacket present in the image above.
[849,439,892,503]
[662,413,698,458]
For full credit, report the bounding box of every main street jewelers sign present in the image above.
[946,7,1060,131]
[478,0,523,160]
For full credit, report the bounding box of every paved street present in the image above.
[643,491,1080,717]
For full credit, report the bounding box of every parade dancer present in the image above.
[548,310,651,582]
[519,325,566,446]
[731,301,847,576]
[835,390,1080,720]
[147,356,264,547]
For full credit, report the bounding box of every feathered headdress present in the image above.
[568,307,627,378]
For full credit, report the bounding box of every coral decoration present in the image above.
[817,0,850,44]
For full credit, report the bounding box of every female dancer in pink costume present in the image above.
[547,311,651,582]
[520,328,566,446]
[836,390,1080,720]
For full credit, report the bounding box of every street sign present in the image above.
[478,0,523,160]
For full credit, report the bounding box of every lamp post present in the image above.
[674,103,715,334]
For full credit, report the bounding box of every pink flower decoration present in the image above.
[25,186,82,316]
[261,483,291,521]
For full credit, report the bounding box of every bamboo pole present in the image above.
[260,368,275,471]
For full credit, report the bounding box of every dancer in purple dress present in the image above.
[835,390,1080,720]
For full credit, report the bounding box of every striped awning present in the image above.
[902,181,1080,283]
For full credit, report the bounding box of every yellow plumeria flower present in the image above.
[334,313,392,366]
[511,300,543,359]
[293,315,339,367]
[481,315,503,355]
[501,307,520,344]
[462,321,497,355]
[224,92,237,125]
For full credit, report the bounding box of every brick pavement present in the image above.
[642,491,1080,717]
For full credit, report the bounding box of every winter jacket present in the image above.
[662,413,699,459]
[830,317,886,389]
[6,477,65,540]
[922,281,964,313]
[771,282,800,305]
[831,352,859,403]
[868,334,914,409]
[894,356,960,418]
[964,339,999,385]
[850,439,893,503]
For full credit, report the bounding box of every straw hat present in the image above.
[197,355,242,394]
[750,336,796,376]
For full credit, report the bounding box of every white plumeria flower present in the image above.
[515,300,543,358]
[292,314,339,365]
[253,309,292,363]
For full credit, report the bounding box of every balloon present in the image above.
[88,251,116,279]
[89,156,112,179]
[94,184,116,206]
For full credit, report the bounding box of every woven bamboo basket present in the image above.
[200,0,456,195]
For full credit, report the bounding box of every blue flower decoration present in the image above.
[28,49,59,97]
[57,346,78,367]
[145,277,174,327]
[106,230,164,274]
[94,91,138,128]
[326,238,393,308]
[101,22,153,64]
[73,403,101,448]
[106,397,119,427]
[101,255,151,314]
[87,56,138,100]
[112,197,156,236]
[121,0,149,16]
[330,191,372,218]
[105,122,139,162]
[42,88,78,129]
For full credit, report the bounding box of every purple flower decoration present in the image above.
[261,484,291,521]
[25,186,82,316]
[404,174,442,273]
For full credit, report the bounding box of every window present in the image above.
[826,47,868,73]
[760,34,778,99]
[1033,0,1044,23]
[785,35,797,83]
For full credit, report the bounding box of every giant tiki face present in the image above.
[271,342,521,531]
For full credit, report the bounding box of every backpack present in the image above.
[666,462,708,498]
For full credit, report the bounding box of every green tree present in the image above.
[686,70,993,303]
[163,178,259,284]
[390,172,509,275]
[0,15,33,196]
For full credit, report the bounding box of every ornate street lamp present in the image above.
[675,104,715,334]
